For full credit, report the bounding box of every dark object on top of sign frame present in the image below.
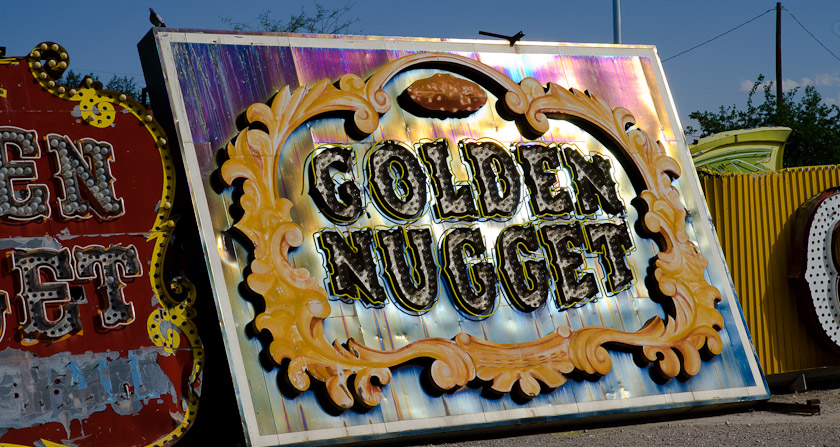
[149,8,166,27]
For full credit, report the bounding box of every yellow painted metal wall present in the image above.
[702,166,840,375]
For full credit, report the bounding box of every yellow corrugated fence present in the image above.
[701,166,840,375]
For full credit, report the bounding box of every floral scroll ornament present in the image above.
[220,52,724,409]
[28,42,123,128]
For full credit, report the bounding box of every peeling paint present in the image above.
[54,231,152,241]
[0,236,62,251]
[0,348,176,437]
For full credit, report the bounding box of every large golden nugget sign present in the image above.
[146,31,768,446]
[0,43,201,446]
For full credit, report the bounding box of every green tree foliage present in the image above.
[58,70,142,100]
[686,75,840,167]
[59,70,87,89]
[104,75,141,99]
[222,1,358,34]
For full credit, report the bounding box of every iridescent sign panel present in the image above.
[151,31,768,446]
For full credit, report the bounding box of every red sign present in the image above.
[0,42,201,447]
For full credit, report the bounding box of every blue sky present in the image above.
[5,0,840,133]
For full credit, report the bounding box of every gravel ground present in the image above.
[415,388,840,447]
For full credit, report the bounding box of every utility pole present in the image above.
[613,0,622,44]
[776,2,783,111]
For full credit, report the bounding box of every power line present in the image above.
[784,8,840,64]
[663,8,774,62]
[63,68,143,78]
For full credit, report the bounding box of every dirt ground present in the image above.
[420,387,840,447]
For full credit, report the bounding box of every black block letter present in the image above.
[419,139,477,220]
[367,141,428,221]
[516,143,574,219]
[584,221,634,294]
[74,245,142,328]
[463,140,521,219]
[0,128,49,221]
[539,222,599,306]
[376,227,438,312]
[496,224,550,312]
[12,248,81,340]
[442,226,497,316]
[308,146,364,223]
[562,146,624,216]
[47,135,124,220]
[317,228,387,306]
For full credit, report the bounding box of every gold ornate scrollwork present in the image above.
[221,52,723,410]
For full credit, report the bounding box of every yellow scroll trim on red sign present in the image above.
[220,52,723,409]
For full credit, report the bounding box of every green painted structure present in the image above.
[690,127,791,173]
